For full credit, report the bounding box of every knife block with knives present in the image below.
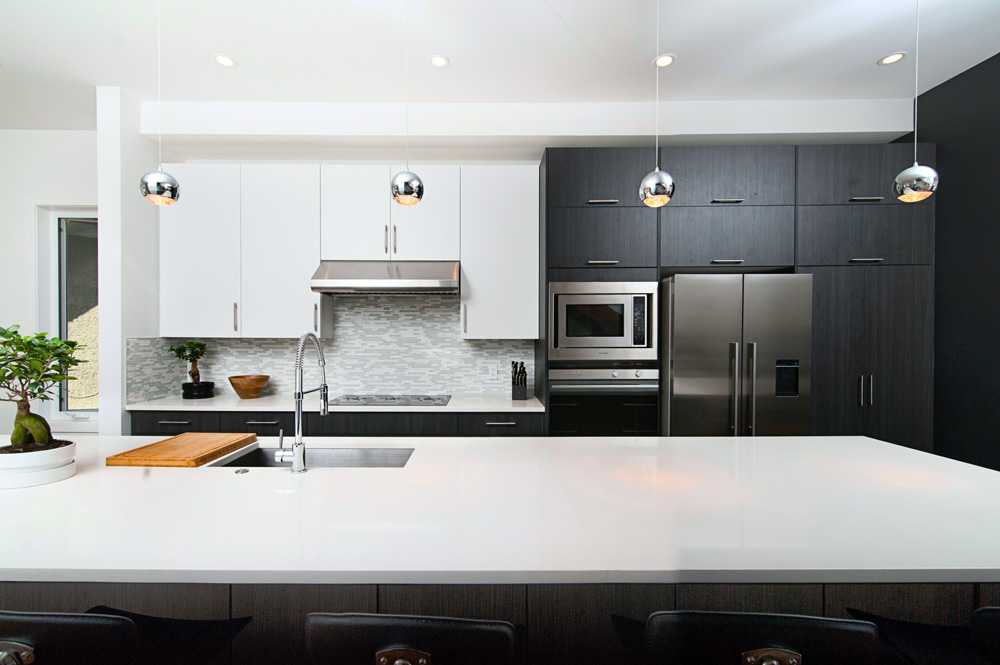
[511,361,527,400]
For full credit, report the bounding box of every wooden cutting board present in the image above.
[106,432,257,467]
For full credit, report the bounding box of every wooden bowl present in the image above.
[228,375,270,399]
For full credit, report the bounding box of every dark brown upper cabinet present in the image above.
[797,205,934,266]
[658,145,795,207]
[546,147,656,207]
[661,206,795,268]
[796,143,936,205]
[547,207,658,269]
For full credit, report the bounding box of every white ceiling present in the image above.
[1,0,998,131]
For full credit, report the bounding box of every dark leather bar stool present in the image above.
[645,610,896,665]
[847,606,1000,665]
[0,610,138,665]
[86,605,251,665]
[305,613,518,665]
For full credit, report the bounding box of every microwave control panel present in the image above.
[633,295,647,346]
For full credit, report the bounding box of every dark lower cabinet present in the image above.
[547,207,657,269]
[304,412,459,436]
[130,411,221,436]
[219,412,295,436]
[131,410,545,438]
[799,265,933,451]
[660,206,794,268]
[456,412,544,436]
[549,394,658,436]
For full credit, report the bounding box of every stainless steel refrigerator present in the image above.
[661,274,812,436]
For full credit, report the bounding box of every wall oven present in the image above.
[548,282,658,361]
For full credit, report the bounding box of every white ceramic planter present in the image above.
[0,441,76,489]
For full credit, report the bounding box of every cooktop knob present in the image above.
[611,370,619,378]
[635,370,643,378]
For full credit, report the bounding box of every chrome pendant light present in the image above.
[391,0,423,206]
[640,0,674,207]
[894,0,938,203]
[140,0,180,206]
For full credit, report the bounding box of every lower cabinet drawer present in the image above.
[130,411,221,436]
[304,413,458,436]
[457,413,545,436]
[549,395,658,436]
[218,412,295,436]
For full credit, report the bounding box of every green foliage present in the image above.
[169,341,207,363]
[0,324,83,404]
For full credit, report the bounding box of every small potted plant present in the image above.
[0,324,84,489]
[169,341,214,399]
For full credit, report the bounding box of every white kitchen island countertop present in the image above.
[2,434,999,585]
[125,393,544,412]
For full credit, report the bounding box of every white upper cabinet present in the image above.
[321,165,391,261]
[241,165,321,338]
[159,163,242,338]
[460,165,539,339]
[389,165,460,261]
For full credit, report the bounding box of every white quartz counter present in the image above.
[3,434,1000,585]
[125,393,544,413]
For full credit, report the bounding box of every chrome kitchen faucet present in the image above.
[275,332,328,473]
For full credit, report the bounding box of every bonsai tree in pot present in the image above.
[0,325,83,451]
[169,341,214,399]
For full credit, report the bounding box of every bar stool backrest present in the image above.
[0,610,137,665]
[645,611,890,665]
[305,613,517,665]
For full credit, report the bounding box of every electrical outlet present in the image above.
[488,364,499,380]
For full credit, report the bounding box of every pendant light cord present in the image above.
[654,0,659,170]
[913,0,920,164]
[156,0,162,169]
[404,0,409,170]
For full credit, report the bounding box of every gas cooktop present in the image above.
[330,394,452,407]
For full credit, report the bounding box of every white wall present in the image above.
[0,130,97,430]
[96,87,159,435]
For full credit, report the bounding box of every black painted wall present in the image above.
[903,53,1000,469]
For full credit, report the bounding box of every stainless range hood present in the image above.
[310,261,460,294]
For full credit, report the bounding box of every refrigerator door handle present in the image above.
[731,342,740,436]
[749,342,757,436]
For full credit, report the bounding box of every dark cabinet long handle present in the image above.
[731,342,740,436]
[849,196,885,202]
[158,420,190,425]
[587,199,619,205]
[859,375,865,407]
[246,421,280,426]
[870,374,874,407]
[850,258,884,263]
[486,422,517,426]
[749,342,757,436]
[711,198,745,204]
[712,259,745,264]
[587,260,619,265]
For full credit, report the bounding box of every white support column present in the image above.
[97,87,160,435]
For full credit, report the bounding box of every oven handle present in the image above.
[549,383,659,395]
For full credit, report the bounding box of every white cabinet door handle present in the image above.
[463,304,468,333]
[233,303,238,332]
[314,303,318,332]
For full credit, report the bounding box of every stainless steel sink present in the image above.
[216,447,414,468]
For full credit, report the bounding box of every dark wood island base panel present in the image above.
[0,581,986,665]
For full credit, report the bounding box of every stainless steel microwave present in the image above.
[549,282,658,361]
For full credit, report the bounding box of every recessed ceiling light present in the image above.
[214,54,238,68]
[877,52,906,66]
[428,55,450,68]
[653,54,675,67]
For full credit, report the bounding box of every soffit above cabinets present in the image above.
[2,0,999,131]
